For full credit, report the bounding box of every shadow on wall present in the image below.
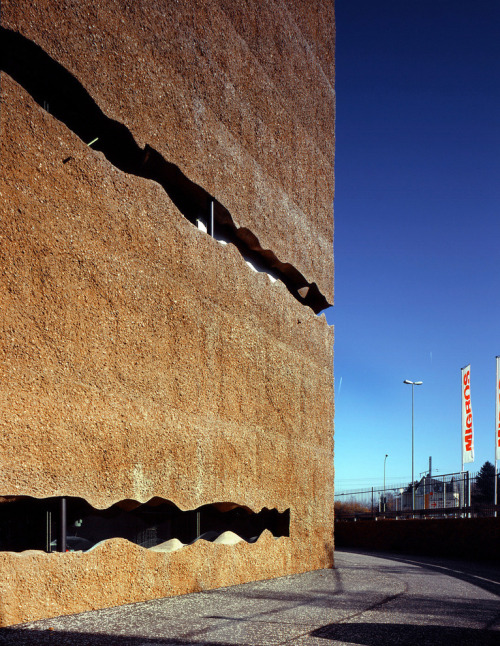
[0,27,329,313]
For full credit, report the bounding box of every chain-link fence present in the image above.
[335,470,500,520]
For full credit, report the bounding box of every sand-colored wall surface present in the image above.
[2,0,335,303]
[0,0,334,627]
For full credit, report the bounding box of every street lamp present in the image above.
[404,379,423,511]
[383,454,388,512]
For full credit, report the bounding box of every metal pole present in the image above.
[404,379,422,514]
[423,469,426,511]
[496,357,500,517]
[467,472,472,518]
[59,497,67,552]
[210,200,214,237]
[465,471,469,517]
[383,454,388,513]
[495,460,498,518]
[427,456,432,511]
[46,511,52,553]
[412,384,415,512]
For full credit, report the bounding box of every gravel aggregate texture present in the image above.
[0,550,498,644]
[0,0,334,627]
[1,0,335,302]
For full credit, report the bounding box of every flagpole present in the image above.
[495,459,498,518]
[495,357,500,516]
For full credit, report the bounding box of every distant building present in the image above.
[396,475,460,512]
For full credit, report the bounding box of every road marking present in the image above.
[397,557,500,586]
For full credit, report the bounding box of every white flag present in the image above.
[461,365,474,464]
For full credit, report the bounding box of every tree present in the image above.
[473,461,496,504]
[334,499,371,519]
[385,491,395,511]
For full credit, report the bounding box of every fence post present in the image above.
[467,471,471,518]
[495,462,498,518]
[58,497,67,553]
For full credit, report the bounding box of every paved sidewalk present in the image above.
[1,550,499,645]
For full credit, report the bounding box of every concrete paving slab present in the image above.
[1,550,499,645]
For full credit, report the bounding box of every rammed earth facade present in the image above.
[0,0,335,626]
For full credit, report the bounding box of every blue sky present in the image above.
[327,0,500,491]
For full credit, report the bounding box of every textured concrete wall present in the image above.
[2,0,335,304]
[0,0,335,626]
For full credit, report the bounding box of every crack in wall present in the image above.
[0,27,330,313]
[0,496,290,553]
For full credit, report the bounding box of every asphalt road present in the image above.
[1,549,499,645]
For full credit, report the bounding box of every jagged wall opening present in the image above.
[0,27,330,313]
[0,496,290,553]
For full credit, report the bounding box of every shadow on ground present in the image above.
[1,623,499,646]
[0,629,233,646]
[311,622,500,645]
[339,548,500,598]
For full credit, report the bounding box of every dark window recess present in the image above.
[0,496,290,553]
[0,27,330,314]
